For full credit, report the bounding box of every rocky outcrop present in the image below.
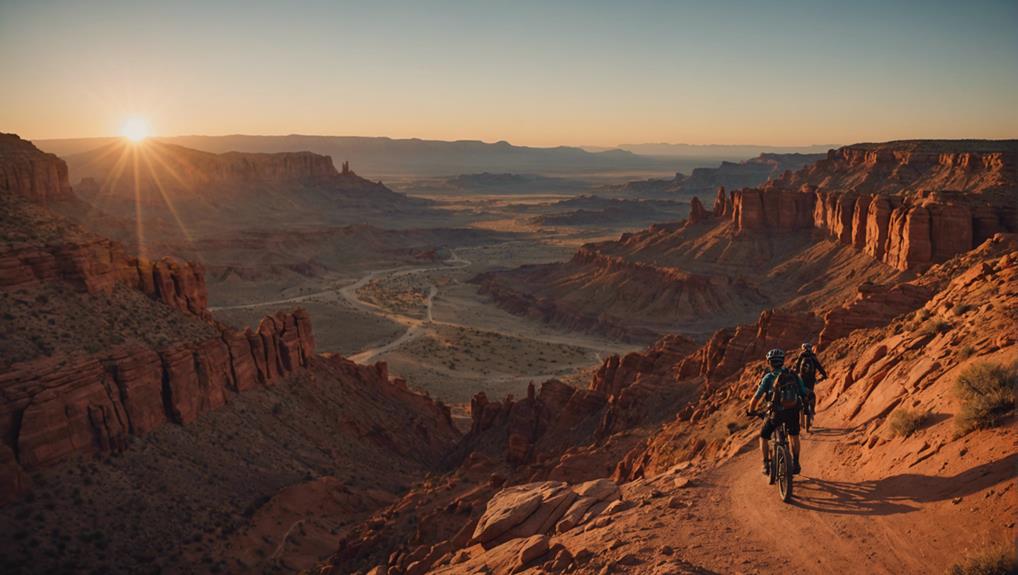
[818,282,933,346]
[471,479,620,547]
[0,308,316,502]
[467,381,607,467]
[729,185,1013,272]
[673,309,823,384]
[767,140,1018,199]
[731,187,814,232]
[712,186,732,217]
[723,141,1017,270]
[687,196,708,224]
[591,335,699,399]
[0,133,73,203]
[0,237,209,317]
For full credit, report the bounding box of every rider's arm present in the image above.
[815,356,828,379]
[750,373,772,412]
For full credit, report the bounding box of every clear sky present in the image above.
[1,0,1016,146]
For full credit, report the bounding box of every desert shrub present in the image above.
[953,303,974,316]
[959,345,976,360]
[954,362,1017,435]
[889,408,928,437]
[920,319,952,338]
[946,543,1017,575]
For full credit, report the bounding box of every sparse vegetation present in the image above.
[946,543,1017,575]
[954,361,1017,435]
[952,303,973,316]
[920,319,952,338]
[889,408,929,437]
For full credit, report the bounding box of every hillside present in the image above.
[0,135,461,574]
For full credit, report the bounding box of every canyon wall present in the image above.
[714,141,1017,270]
[0,307,316,501]
[0,133,74,203]
[0,237,210,318]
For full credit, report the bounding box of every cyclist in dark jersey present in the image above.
[748,349,809,475]
[793,343,828,426]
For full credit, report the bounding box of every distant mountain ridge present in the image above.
[612,151,827,198]
[35,134,678,178]
[612,142,838,158]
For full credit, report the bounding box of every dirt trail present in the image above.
[713,426,929,574]
[684,414,1010,574]
[557,399,1016,575]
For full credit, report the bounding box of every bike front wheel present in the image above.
[776,446,794,502]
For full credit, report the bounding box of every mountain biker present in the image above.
[748,349,810,475]
[793,343,828,425]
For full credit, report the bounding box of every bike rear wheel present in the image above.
[776,446,794,502]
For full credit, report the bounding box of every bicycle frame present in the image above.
[751,408,796,502]
[762,410,795,502]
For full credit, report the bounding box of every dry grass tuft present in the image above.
[945,543,1017,575]
[954,361,1016,435]
[888,408,927,437]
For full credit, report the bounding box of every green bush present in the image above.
[954,362,1017,435]
[946,543,1017,575]
[889,408,927,437]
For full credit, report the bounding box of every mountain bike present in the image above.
[800,392,814,433]
[751,409,794,502]
[799,375,825,433]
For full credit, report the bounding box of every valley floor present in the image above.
[213,233,639,405]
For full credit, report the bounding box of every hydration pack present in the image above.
[772,369,800,410]
[799,355,816,380]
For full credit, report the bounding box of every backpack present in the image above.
[771,369,800,410]
[798,354,816,380]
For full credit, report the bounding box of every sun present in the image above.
[121,117,151,142]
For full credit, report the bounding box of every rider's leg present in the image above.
[760,419,775,474]
[788,410,802,472]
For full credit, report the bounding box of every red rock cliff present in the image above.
[0,133,73,203]
[0,237,209,318]
[727,141,1017,270]
[0,308,316,498]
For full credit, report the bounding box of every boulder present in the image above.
[472,481,564,544]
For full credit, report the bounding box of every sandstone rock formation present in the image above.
[471,478,620,547]
[0,237,210,317]
[0,308,316,493]
[0,133,73,203]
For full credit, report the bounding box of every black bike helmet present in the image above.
[801,342,813,352]
[766,348,785,365]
